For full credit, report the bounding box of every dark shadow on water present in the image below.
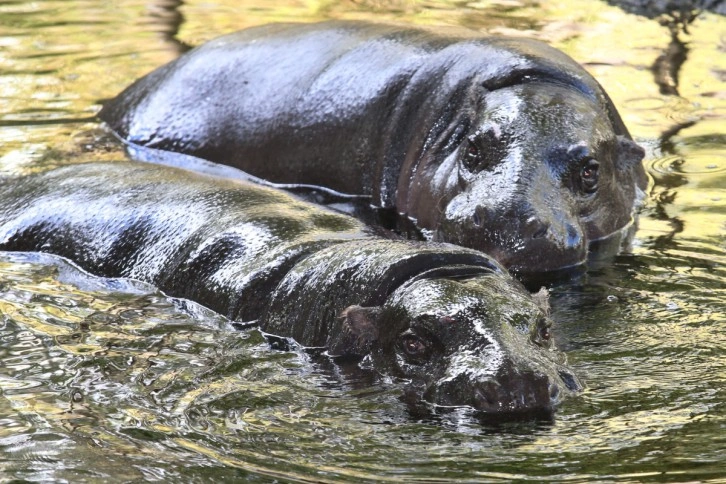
[600,1,711,256]
[400,390,557,432]
[146,0,191,55]
[645,120,692,252]
[605,0,724,95]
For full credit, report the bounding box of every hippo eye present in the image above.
[461,129,507,177]
[399,333,430,361]
[539,323,551,342]
[579,158,600,193]
[533,318,553,347]
[462,136,483,173]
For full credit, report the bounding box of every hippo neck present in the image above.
[259,239,501,347]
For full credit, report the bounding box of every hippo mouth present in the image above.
[433,215,590,274]
[507,219,639,280]
[471,374,559,415]
[419,364,580,418]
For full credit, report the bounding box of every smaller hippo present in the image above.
[100,20,647,273]
[0,161,580,416]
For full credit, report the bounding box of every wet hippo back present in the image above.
[100,20,647,273]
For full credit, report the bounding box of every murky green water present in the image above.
[1,0,724,481]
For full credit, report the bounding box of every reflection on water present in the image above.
[0,0,725,481]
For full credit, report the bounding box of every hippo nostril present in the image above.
[472,211,481,227]
[565,223,582,248]
[532,224,549,239]
[473,382,501,411]
[472,206,493,228]
[558,370,582,391]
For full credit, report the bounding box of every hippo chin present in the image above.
[99,20,647,273]
[0,161,580,416]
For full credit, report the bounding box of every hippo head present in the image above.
[328,269,581,416]
[406,82,646,274]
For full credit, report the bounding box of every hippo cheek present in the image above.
[579,180,641,242]
[438,194,588,273]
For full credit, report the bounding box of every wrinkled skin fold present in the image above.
[100,20,647,273]
[0,161,581,416]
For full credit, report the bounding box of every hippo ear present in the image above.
[616,135,646,170]
[328,305,382,358]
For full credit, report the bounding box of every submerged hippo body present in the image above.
[100,20,647,273]
[0,161,580,416]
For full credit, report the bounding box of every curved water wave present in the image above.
[0,0,725,481]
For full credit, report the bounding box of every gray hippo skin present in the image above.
[0,161,580,416]
[99,20,647,273]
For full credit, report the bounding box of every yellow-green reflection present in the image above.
[0,0,725,481]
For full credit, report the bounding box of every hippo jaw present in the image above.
[329,274,581,416]
[404,82,646,273]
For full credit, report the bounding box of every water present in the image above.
[1,0,725,481]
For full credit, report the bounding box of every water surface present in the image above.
[0,0,725,481]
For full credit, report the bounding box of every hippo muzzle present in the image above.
[427,360,560,415]
[438,196,589,274]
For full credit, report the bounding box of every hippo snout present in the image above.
[423,359,569,415]
[472,371,558,414]
[523,216,582,249]
[508,215,587,273]
[440,204,588,273]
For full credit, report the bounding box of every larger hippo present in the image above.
[100,20,647,273]
[0,161,580,416]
